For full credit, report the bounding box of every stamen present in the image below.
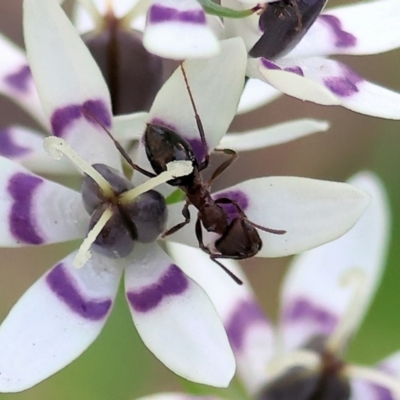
[326,268,368,355]
[121,0,152,27]
[119,160,193,204]
[266,350,321,381]
[73,206,114,268]
[77,0,103,29]
[344,364,400,398]
[43,137,113,198]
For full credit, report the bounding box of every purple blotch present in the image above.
[127,264,189,313]
[214,189,249,222]
[8,173,44,245]
[226,299,268,351]
[283,297,337,334]
[319,15,357,48]
[187,137,206,164]
[371,384,394,400]
[261,59,281,70]
[46,263,112,320]
[149,4,206,24]
[324,66,363,97]
[4,65,32,93]
[50,99,111,137]
[0,128,31,157]
[284,66,304,76]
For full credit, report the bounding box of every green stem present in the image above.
[197,0,257,19]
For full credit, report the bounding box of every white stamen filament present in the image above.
[43,137,113,198]
[266,350,321,382]
[326,268,368,354]
[121,0,152,27]
[120,160,193,204]
[73,206,114,269]
[344,364,400,400]
[77,0,103,29]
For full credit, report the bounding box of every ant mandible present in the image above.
[142,64,287,285]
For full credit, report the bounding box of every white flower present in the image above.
[141,172,400,400]
[0,0,239,392]
[145,0,400,119]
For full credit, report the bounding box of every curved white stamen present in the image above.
[326,268,368,354]
[121,0,152,27]
[120,160,193,204]
[77,0,103,28]
[43,137,113,197]
[344,364,400,399]
[266,350,321,382]
[73,206,114,269]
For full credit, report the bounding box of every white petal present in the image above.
[166,176,370,258]
[0,33,46,127]
[237,78,281,115]
[167,242,274,394]
[113,112,148,141]
[279,172,390,352]
[219,119,330,152]
[133,37,247,187]
[124,242,235,387]
[0,251,122,392]
[288,0,400,59]
[24,0,121,169]
[0,156,88,247]
[256,57,400,119]
[143,0,219,59]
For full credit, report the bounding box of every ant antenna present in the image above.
[179,63,210,168]
[82,107,155,179]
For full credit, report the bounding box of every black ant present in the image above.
[97,64,286,284]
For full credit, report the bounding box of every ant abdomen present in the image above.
[145,124,197,186]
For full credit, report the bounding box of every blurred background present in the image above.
[0,0,399,399]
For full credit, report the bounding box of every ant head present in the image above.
[214,218,262,259]
[144,123,198,187]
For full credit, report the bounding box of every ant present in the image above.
[100,64,286,284]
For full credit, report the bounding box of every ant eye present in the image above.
[123,190,168,243]
[89,203,136,258]
[81,163,133,214]
[249,0,327,59]
[82,13,163,114]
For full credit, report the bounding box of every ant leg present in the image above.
[195,218,243,285]
[81,108,156,178]
[215,198,286,235]
[179,63,210,172]
[207,148,237,187]
[162,202,191,237]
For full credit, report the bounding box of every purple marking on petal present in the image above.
[324,66,363,97]
[284,66,304,76]
[127,264,189,313]
[226,299,268,351]
[187,137,206,164]
[319,15,357,48]
[261,59,281,70]
[50,99,111,137]
[46,263,112,320]
[283,297,337,334]
[214,189,249,222]
[4,65,32,93]
[8,173,44,245]
[0,128,31,157]
[371,384,394,400]
[149,4,206,24]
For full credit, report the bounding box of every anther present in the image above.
[43,136,114,198]
[73,206,114,268]
[119,160,193,204]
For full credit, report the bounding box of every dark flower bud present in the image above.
[249,0,328,59]
[82,13,164,114]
